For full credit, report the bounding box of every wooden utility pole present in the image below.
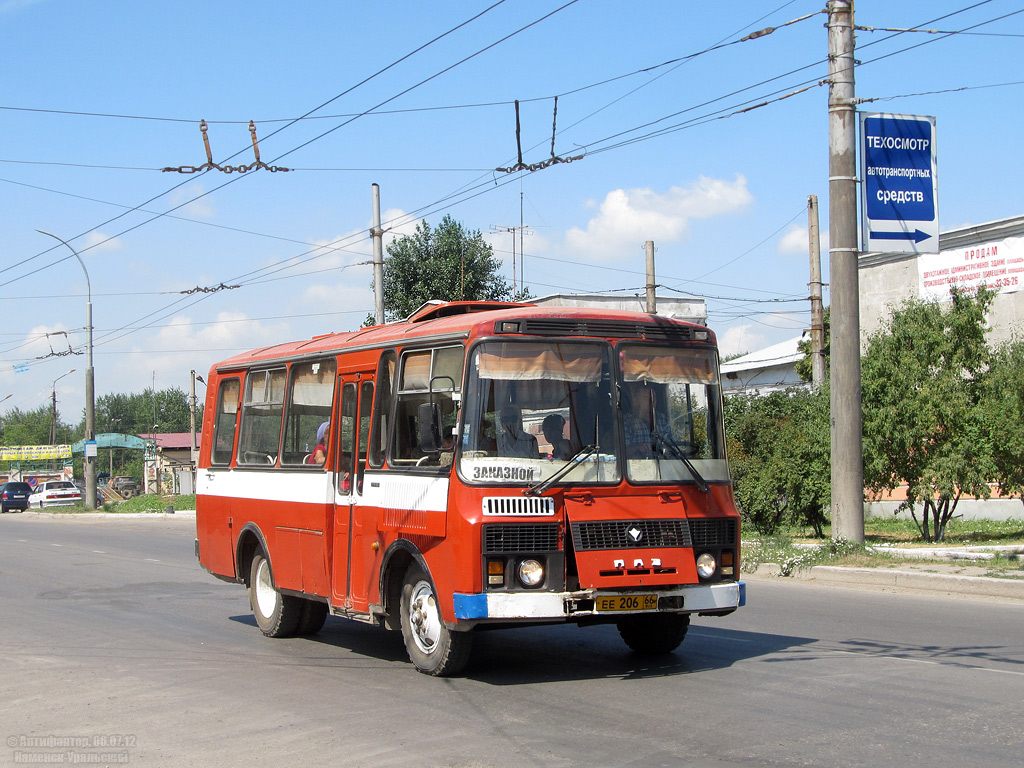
[827,0,864,543]
[644,240,657,313]
[371,184,385,325]
[807,195,826,389]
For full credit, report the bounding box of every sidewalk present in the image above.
[20,509,196,520]
[746,558,1024,601]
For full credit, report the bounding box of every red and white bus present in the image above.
[195,301,744,675]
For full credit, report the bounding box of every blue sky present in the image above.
[1,0,1021,425]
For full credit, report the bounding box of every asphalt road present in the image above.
[2,514,1022,768]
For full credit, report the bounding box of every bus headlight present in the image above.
[518,559,545,587]
[696,552,717,580]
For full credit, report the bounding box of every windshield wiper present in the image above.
[524,444,598,497]
[653,432,710,493]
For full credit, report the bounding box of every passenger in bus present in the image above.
[541,413,573,460]
[623,385,670,459]
[477,416,497,455]
[439,427,456,467]
[498,405,539,458]
[306,421,329,465]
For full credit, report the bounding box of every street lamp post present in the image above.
[49,368,76,445]
[37,230,96,510]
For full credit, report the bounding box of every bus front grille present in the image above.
[482,496,555,517]
[570,520,693,551]
[483,523,560,553]
[688,518,738,547]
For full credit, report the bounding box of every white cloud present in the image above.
[382,207,419,246]
[564,176,753,260]
[717,323,768,359]
[169,182,215,220]
[777,223,830,258]
[777,224,808,255]
[302,279,375,320]
[81,230,124,254]
[152,311,286,352]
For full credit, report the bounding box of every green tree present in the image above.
[861,286,996,542]
[980,338,1024,509]
[378,215,522,322]
[723,387,831,536]
[92,387,194,435]
[795,307,830,383]
[1,405,59,447]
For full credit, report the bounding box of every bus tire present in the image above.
[295,599,328,636]
[249,552,301,638]
[400,564,472,676]
[616,613,690,655]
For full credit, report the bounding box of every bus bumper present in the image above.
[453,581,745,621]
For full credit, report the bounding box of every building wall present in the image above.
[859,216,1024,346]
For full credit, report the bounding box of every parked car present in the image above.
[110,476,139,498]
[1,481,32,513]
[28,480,82,508]
[75,484,105,508]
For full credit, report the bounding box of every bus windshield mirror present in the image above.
[417,402,442,453]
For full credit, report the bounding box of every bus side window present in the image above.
[357,381,373,493]
[238,368,287,466]
[338,383,357,493]
[369,351,396,468]
[211,377,240,465]
[281,359,336,466]
[391,345,464,466]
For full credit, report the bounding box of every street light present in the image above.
[37,230,96,510]
[49,368,76,445]
[190,371,207,468]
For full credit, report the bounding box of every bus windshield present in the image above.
[618,344,728,484]
[460,341,619,486]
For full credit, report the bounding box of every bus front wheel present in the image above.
[249,552,301,638]
[616,613,690,654]
[399,564,472,676]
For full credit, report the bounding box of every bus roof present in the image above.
[212,301,716,371]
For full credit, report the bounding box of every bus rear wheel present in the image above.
[400,564,472,676]
[249,552,302,638]
[295,599,328,636]
[617,613,690,654]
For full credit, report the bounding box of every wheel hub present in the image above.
[409,581,441,654]
[254,560,278,617]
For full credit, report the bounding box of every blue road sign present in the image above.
[860,113,938,254]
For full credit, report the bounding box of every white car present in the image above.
[29,480,82,508]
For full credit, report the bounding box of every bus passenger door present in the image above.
[331,378,373,610]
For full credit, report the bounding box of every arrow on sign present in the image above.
[869,229,932,243]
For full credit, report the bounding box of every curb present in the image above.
[749,564,1024,601]
[20,510,196,520]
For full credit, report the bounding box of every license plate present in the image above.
[595,594,658,612]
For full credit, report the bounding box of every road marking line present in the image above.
[144,558,160,562]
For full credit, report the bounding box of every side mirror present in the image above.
[418,402,442,453]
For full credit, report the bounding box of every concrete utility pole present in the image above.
[807,195,826,389]
[827,0,864,543]
[189,370,198,468]
[39,229,96,510]
[371,183,385,325]
[644,240,657,313]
